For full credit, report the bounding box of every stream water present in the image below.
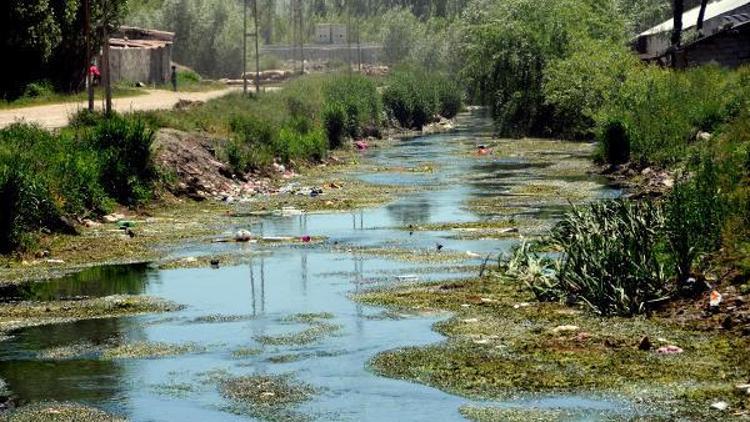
[0,111,622,421]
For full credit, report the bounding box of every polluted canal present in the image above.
[0,111,621,421]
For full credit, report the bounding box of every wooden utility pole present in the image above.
[253,0,261,94]
[291,0,304,74]
[299,1,304,74]
[103,29,112,114]
[243,0,261,95]
[84,0,94,112]
[347,0,353,74]
[243,0,248,95]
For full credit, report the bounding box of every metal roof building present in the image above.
[634,0,750,67]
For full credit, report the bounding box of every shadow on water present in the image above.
[0,264,153,302]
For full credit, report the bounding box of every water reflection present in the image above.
[0,264,153,302]
[386,196,433,226]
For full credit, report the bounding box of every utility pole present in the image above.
[243,0,248,95]
[299,1,305,74]
[291,0,304,75]
[253,0,260,94]
[243,0,261,95]
[103,28,112,115]
[347,0,352,74]
[357,16,362,71]
[84,0,94,112]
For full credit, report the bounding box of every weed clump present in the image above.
[3,402,126,422]
[219,374,316,421]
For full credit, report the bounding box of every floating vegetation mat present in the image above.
[0,295,183,337]
[2,401,126,422]
[232,347,263,358]
[357,278,750,420]
[254,323,341,346]
[37,340,204,361]
[459,406,621,422]
[219,374,316,422]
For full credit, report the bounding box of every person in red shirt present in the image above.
[89,64,101,85]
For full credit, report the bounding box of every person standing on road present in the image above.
[171,65,178,92]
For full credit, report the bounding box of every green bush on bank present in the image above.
[595,65,746,166]
[511,165,735,315]
[145,74,382,173]
[525,200,669,316]
[383,69,462,130]
[0,115,158,254]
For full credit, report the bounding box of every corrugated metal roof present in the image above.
[109,38,171,49]
[640,0,750,36]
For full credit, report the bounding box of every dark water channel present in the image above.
[0,112,623,421]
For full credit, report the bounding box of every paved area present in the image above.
[0,88,239,129]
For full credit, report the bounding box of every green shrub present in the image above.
[544,39,639,139]
[323,75,382,138]
[323,102,347,149]
[0,166,60,254]
[274,118,327,163]
[69,109,108,128]
[89,115,157,205]
[22,81,54,99]
[596,65,745,165]
[383,69,461,129]
[598,118,630,165]
[664,158,727,283]
[544,200,668,316]
[436,79,462,119]
[0,123,110,253]
[177,69,202,85]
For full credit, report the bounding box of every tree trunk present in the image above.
[697,0,709,32]
[671,0,684,48]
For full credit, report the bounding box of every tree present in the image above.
[696,0,708,32]
[0,0,62,98]
[0,0,127,98]
[671,0,684,48]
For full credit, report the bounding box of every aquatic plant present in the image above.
[664,158,727,283]
[550,200,669,315]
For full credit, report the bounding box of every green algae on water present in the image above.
[357,277,750,419]
[2,402,126,422]
[232,347,263,358]
[219,374,316,422]
[254,322,342,346]
[280,312,334,324]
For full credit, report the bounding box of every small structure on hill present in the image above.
[315,24,348,44]
[107,26,175,85]
[634,0,750,67]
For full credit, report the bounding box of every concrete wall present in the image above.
[331,25,347,44]
[108,45,172,85]
[261,44,383,65]
[315,25,331,44]
[683,24,750,67]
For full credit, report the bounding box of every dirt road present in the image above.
[0,88,239,129]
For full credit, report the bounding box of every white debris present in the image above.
[710,401,729,411]
[552,325,580,334]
